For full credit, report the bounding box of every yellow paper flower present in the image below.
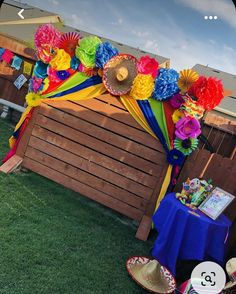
[172,109,185,124]
[49,48,71,70]
[178,69,199,94]
[130,74,154,100]
[26,92,42,107]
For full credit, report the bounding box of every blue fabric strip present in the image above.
[48,75,102,98]
[138,100,169,153]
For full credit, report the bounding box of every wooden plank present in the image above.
[0,155,23,173]
[39,103,164,163]
[95,93,127,111]
[31,127,159,189]
[35,114,162,176]
[204,112,236,135]
[44,100,163,152]
[22,157,143,221]
[25,146,147,210]
[28,135,153,199]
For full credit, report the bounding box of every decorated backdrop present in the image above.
[3,24,227,210]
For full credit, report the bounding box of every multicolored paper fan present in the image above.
[59,32,81,57]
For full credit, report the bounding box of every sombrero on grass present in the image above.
[126,256,176,293]
[103,54,138,96]
[223,258,236,293]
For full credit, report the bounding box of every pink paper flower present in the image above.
[137,55,159,78]
[175,116,201,140]
[170,93,184,109]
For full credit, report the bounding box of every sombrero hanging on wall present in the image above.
[103,54,138,96]
[126,256,176,293]
[223,258,236,293]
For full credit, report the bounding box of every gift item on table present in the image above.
[176,178,213,207]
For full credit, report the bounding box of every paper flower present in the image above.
[70,56,80,70]
[137,55,159,78]
[78,64,98,77]
[95,42,119,68]
[181,95,204,119]
[169,93,184,109]
[47,67,61,83]
[26,92,42,107]
[172,109,185,123]
[152,68,179,100]
[33,61,48,79]
[175,116,201,140]
[75,36,102,68]
[39,78,49,94]
[167,149,185,166]
[174,137,198,156]
[188,76,224,110]
[34,24,61,49]
[178,69,199,94]
[49,49,71,71]
[56,70,70,80]
[29,76,43,93]
[130,74,154,100]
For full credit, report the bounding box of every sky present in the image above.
[18,0,236,74]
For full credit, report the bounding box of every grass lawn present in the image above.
[0,118,155,294]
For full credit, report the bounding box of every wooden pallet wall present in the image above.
[13,94,169,240]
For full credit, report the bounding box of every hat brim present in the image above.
[126,256,176,294]
[103,54,137,96]
[224,280,236,291]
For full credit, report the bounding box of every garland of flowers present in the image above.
[25,24,225,167]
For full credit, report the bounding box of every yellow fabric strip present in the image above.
[120,96,156,138]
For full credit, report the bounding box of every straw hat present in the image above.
[223,258,236,292]
[126,256,176,293]
[103,54,138,96]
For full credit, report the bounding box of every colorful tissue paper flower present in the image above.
[78,64,98,77]
[169,93,184,109]
[95,42,119,68]
[174,137,198,156]
[26,92,42,107]
[47,67,61,83]
[70,56,80,70]
[1,49,13,64]
[137,55,159,78]
[49,49,71,71]
[33,61,48,79]
[75,36,102,68]
[29,76,43,93]
[188,76,224,110]
[172,109,185,123]
[34,24,61,50]
[167,149,185,166]
[178,69,199,94]
[175,116,201,140]
[56,70,70,80]
[152,68,179,100]
[39,78,50,94]
[130,74,154,100]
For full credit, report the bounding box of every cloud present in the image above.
[48,0,59,5]
[178,0,236,28]
[111,18,124,26]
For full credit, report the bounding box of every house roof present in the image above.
[192,64,236,120]
[0,0,169,66]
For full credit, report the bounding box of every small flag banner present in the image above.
[14,74,27,89]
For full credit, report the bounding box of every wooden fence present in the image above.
[1,94,169,240]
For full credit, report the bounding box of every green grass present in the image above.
[0,119,155,294]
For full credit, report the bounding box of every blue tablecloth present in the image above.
[152,193,231,276]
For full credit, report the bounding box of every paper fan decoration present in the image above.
[59,32,81,57]
[178,69,199,94]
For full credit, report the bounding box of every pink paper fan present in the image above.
[58,32,81,57]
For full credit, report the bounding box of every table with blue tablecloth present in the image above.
[152,193,231,276]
